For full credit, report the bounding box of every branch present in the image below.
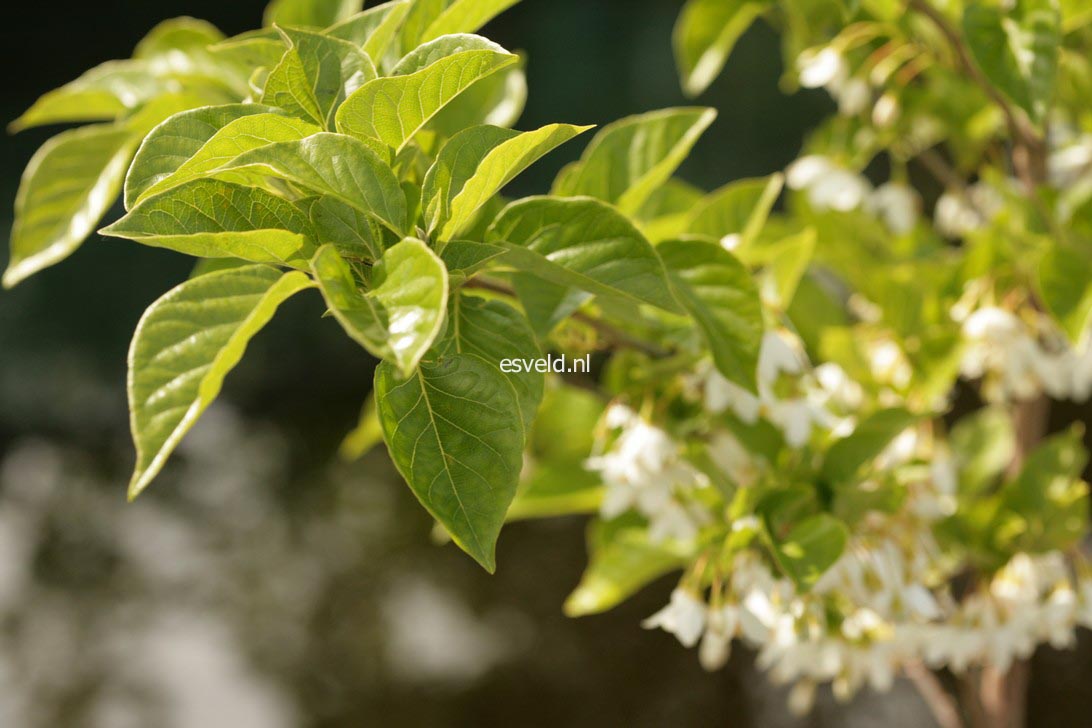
[905,662,966,728]
[462,277,670,358]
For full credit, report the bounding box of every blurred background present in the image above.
[1,1,1088,726]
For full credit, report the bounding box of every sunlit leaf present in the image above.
[102,179,315,266]
[423,122,590,240]
[335,47,518,151]
[311,239,447,376]
[552,107,716,216]
[4,124,136,288]
[128,265,314,497]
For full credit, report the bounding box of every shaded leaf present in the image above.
[439,293,543,433]
[375,352,524,571]
[264,0,361,27]
[659,238,763,391]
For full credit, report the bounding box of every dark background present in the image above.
[0,2,1087,726]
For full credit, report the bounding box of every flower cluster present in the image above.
[954,301,1092,403]
[688,329,853,449]
[785,155,920,234]
[585,405,711,543]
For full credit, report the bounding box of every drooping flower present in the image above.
[642,588,707,648]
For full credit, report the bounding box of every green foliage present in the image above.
[658,238,763,390]
[8,0,1092,615]
[674,0,770,96]
[128,265,314,497]
[962,0,1061,124]
[375,353,524,572]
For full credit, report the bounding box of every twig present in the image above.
[906,662,966,728]
[917,148,969,193]
[462,277,670,358]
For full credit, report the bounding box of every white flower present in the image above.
[798,47,846,89]
[699,604,741,670]
[935,182,1004,237]
[815,362,864,410]
[836,77,870,116]
[759,329,806,380]
[807,168,871,211]
[587,406,710,542]
[867,182,919,234]
[1048,132,1092,187]
[786,155,834,190]
[719,233,741,251]
[872,93,900,127]
[788,680,817,716]
[707,431,760,487]
[643,588,707,648]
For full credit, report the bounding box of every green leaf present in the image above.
[1037,242,1092,344]
[311,240,447,376]
[768,513,848,590]
[423,123,591,241]
[261,27,376,130]
[508,462,601,520]
[264,0,361,27]
[101,179,315,266]
[998,425,1089,552]
[133,17,226,60]
[552,107,716,216]
[634,177,705,242]
[420,0,521,43]
[674,0,768,96]
[439,240,507,282]
[821,408,918,484]
[950,407,1015,496]
[393,32,508,74]
[125,104,283,208]
[439,293,543,433]
[658,238,763,391]
[327,0,412,60]
[427,60,527,138]
[564,517,693,616]
[963,0,1061,123]
[212,132,407,245]
[339,392,383,460]
[335,47,519,151]
[209,29,289,70]
[133,113,320,205]
[752,227,816,310]
[375,352,524,572]
[11,61,167,131]
[128,265,314,497]
[487,196,682,313]
[686,174,783,249]
[4,124,136,289]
